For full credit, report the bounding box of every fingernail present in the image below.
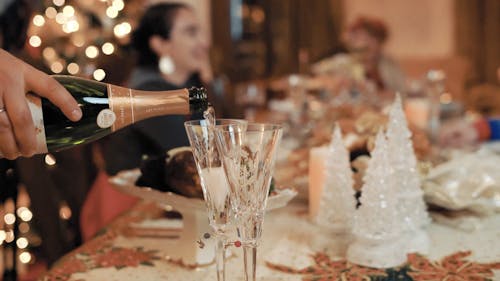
[71,109,82,121]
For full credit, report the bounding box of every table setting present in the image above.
[40,84,500,281]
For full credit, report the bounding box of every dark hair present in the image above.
[131,3,189,67]
[0,0,31,51]
[348,16,389,43]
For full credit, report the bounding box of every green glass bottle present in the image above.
[25,75,208,154]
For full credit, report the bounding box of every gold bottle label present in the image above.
[107,84,134,131]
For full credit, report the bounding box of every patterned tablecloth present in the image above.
[42,201,500,281]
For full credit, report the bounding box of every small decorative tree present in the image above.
[316,124,356,231]
[386,94,430,254]
[347,130,406,268]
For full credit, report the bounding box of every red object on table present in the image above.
[80,171,138,241]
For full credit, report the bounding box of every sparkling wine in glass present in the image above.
[215,123,283,281]
[184,118,247,281]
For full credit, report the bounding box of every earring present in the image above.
[159,55,175,75]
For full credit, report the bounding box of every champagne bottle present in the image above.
[24,75,208,154]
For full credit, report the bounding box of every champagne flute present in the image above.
[215,123,283,281]
[184,119,247,281]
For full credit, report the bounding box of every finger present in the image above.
[0,104,21,159]
[3,85,37,156]
[23,65,82,121]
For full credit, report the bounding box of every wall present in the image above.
[342,0,455,59]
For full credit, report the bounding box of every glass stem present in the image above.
[215,237,225,281]
[243,246,257,281]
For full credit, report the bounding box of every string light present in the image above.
[50,62,64,73]
[85,45,99,59]
[19,252,32,264]
[45,7,57,19]
[62,5,75,17]
[17,207,28,218]
[43,47,57,60]
[32,1,129,81]
[5,230,14,243]
[16,238,29,249]
[44,154,57,165]
[106,6,118,18]
[59,204,72,220]
[55,13,67,24]
[113,0,125,11]
[4,213,16,225]
[18,207,33,222]
[113,22,131,38]
[53,0,65,7]
[28,36,42,48]
[67,63,80,74]
[102,42,115,55]
[0,231,5,243]
[63,19,79,33]
[33,15,45,27]
[93,69,106,81]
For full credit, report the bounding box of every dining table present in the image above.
[40,92,500,280]
[41,196,500,281]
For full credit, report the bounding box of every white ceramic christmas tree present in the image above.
[315,124,356,231]
[310,125,356,257]
[347,130,407,268]
[386,94,430,254]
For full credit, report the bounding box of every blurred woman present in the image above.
[343,16,406,93]
[312,16,406,103]
[102,3,210,174]
[81,3,211,240]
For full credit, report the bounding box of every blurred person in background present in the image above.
[312,16,406,103]
[102,2,211,175]
[0,0,92,267]
[80,2,212,240]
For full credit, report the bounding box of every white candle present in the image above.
[308,146,329,220]
[405,98,430,130]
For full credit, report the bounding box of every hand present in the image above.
[0,49,82,159]
[438,118,478,148]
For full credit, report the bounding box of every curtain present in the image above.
[455,0,500,85]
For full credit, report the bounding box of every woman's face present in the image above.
[163,8,208,74]
[345,28,382,64]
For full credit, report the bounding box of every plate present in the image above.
[109,169,298,213]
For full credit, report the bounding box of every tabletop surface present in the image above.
[41,200,500,281]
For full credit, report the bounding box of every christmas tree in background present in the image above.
[386,94,430,253]
[26,0,141,82]
[347,129,406,268]
[316,124,356,231]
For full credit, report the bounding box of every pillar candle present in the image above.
[405,97,430,130]
[308,146,329,220]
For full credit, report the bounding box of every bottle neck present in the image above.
[107,84,190,131]
[187,86,209,114]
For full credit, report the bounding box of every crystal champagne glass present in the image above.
[184,119,247,281]
[214,123,283,281]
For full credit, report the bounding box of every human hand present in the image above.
[438,118,478,149]
[0,49,82,159]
